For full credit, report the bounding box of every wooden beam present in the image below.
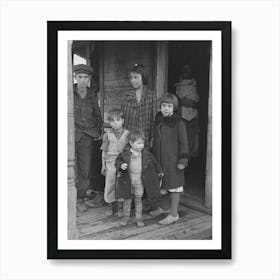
[155,41,168,99]
[67,40,78,239]
[205,47,212,209]
[99,42,105,119]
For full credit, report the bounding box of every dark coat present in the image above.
[115,146,162,200]
[152,112,189,190]
[74,84,103,141]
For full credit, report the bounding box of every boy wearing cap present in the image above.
[73,64,103,213]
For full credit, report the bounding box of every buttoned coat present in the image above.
[152,112,189,190]
[115,146,162,200]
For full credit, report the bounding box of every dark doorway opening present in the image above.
[167,41,211,204]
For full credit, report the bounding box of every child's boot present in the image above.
[105,203,113,217]
[116,201,124,217]
[77,198,88,213]
[134,196,145,227]
[120,199,132,226]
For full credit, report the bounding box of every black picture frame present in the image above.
[47,21,231,259]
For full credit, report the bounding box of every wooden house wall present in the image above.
[103,41,156,121]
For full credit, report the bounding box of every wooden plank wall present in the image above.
[155,41,168,99]
[103,41,155,121]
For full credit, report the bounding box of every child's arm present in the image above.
[150,91,158,145]
[115,153,128,171]
[177,120,189,168]
[149,151,163,175]
[101,151,106,175]
[100,133,108,175]
[92,94,103,136]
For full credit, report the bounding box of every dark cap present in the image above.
[73,64,93,75]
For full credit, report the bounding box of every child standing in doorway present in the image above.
[101,108,130,216]
[115,130,162,227]
[151,93,189,225]
[73,64,103,213]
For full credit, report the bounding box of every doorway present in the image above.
[167,41,211,205]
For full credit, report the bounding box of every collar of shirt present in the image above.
[111,127,125,139]
[127,86,147,105]
[74,84,91,100]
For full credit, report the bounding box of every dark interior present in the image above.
[167,41,211,202]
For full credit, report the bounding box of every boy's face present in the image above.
[161,102,174,116]
[75,73,90,88]
[129,72,143,89]
[130,138,144,152]
[109,117,124,131]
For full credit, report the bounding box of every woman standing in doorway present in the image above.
[121,64,157,148]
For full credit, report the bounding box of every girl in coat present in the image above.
[151,93,189,225]
[101,108,130,216]
[115,130,163,227]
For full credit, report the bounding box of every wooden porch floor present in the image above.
[77,202,212,240]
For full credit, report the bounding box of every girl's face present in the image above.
[109,117,124,131]
[129,72,143,89]
[161,102,174,116]
[130,138,145,152]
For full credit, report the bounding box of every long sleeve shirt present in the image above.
[120,86,157,145]
[74,84,102,141]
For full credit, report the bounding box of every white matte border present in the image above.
[58,30,222,250]
[1,0,280,279]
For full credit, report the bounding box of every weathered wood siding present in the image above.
[103,41,155,121]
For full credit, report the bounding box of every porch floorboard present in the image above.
[77,204,212,240]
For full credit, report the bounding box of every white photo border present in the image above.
[47,21,231,258]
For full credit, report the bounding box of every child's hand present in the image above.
[177,163,185,170]
[160,189,168,195]
[121,163,128,170]
[101,165,106,176]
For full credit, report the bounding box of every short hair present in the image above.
[160,93,179,111]
[128,130,145,143]
[107,108,124,122]
[128,64,148,85]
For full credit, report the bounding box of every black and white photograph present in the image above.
[48,21,231,259]
[70,40,212,239]
[2,0,280,278]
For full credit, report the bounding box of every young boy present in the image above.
[73,64,103,213]
[101,108,130,216]
[115,130,163,227]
